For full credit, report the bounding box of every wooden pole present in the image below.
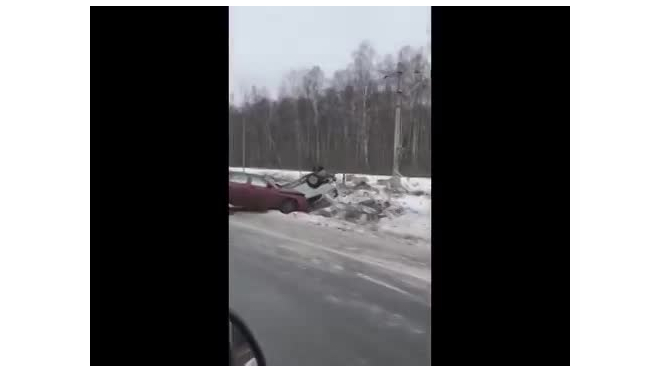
[392,66,403,178]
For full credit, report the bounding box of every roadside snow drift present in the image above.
[229,167,431,244]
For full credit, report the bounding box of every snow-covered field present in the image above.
[229,167,432,245]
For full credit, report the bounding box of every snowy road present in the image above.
[229,211,431,365]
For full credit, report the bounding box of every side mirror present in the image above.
[229,311,266,366]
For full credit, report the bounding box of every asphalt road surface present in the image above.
[229,212,431,365]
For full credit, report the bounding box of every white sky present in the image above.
[230,6,430,102]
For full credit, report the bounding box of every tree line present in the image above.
[229,41,431,177]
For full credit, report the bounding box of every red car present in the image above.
[229,172,309,214]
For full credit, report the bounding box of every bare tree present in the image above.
[352,41,377,170]
[303,66,324,164]
[229,41,432,177]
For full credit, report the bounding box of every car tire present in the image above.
[279,199,297,214]
[307,175,319,187]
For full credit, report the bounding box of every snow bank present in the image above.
[229,166,432,244]
[229,167,304,182]
[229,167,431,195]
[378,194,431,242]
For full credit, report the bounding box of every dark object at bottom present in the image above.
[229,309,267,366]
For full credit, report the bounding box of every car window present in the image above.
[250,176,268,188]
[230,173,249,184]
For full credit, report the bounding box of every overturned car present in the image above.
[228,167,339,214]
[277,167,339,207]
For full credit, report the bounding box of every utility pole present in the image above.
[228,107,232,167]
[242,115,246,173]
[392,65,403,178]
[381,63,426,180]
[382,63,405,178]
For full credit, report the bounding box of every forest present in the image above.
[229,40,431,177]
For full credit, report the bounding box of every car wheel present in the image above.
[279,199,297,214]
[307,175,319,187]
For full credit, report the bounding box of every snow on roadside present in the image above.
[229,166,431,195]
[230,166,431,245]
[229,167,303,182]
[266,209,431,249]
[378,194,431,243]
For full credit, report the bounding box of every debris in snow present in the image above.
[358,199,390,213]
[343,208,364,222]
[314,208,334,218]
[230,167,431,243]
[308,178,429,240]
[346,174,369,184]
[353,181,373,191]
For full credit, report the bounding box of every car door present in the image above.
[248,175,279,210]
[229,173,250,207]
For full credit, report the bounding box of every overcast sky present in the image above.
[230,6,430,102]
